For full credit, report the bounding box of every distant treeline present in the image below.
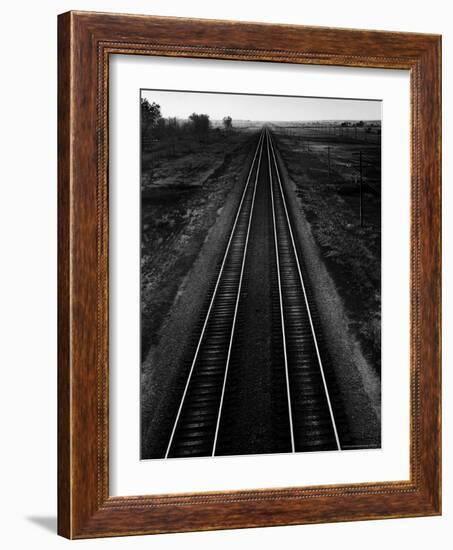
[141,99,233,142]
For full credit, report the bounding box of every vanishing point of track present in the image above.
[165,128,341,459]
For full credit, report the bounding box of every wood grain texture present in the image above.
[57,11,72,538]
[57,10,441,539]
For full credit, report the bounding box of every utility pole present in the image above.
[327,146,331,180]
[359,150,363,227]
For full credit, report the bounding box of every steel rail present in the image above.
[267,130,342,451]
[211,132,265,456]
[266,129,296,452]
[165,130,265,458]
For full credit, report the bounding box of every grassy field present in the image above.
[140,128,256,361]
[272,122,381,374]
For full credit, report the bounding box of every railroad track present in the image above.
[267,130,340,452]
[165,128,341,458]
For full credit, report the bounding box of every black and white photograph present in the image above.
[140,89,382,460]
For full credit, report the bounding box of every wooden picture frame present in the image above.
[58,10,441,539]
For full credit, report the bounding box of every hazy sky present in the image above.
[141,89,381,122]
